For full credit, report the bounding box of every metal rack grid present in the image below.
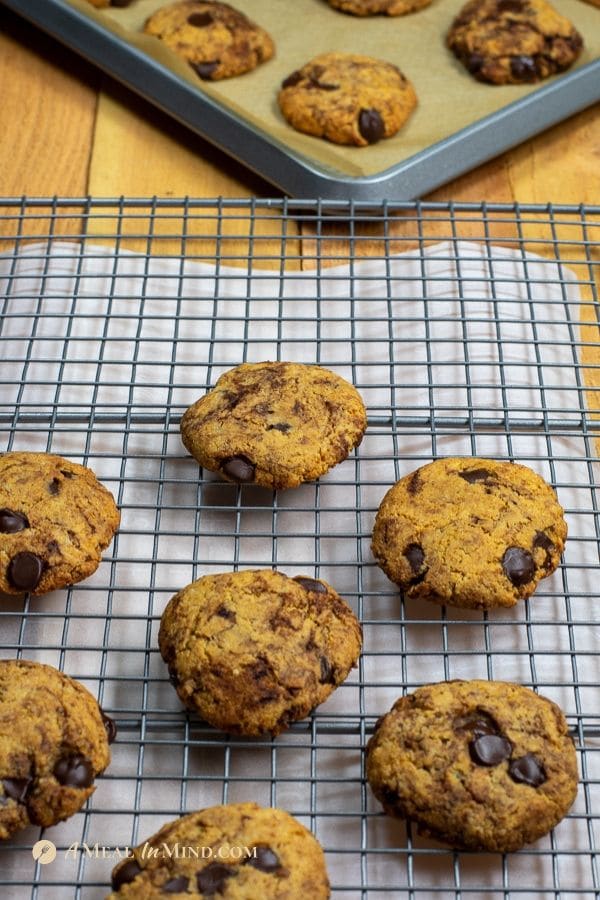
[0,198,599,899]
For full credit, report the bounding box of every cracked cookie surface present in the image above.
[371,457,567,609]
[366,680,578,852]
[278,53,417,146]
[180,361,367,489]
[108,801,330,898]
[143,0,275,81]
[159,569,362,736]
[446,0,583,84]
[327,0,432,15]
[0,451,120,596]
[0,659,114,840]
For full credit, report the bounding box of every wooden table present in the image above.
[2,5,600,204]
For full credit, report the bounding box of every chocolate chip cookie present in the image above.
[446,0,583,84]
[143,0,275,81]
[0,451,120,596]
[0,659,115,840]
[108,801,330,898]
[180,361,367,489]
[159,569,362,736]
[278,53,417,146]
[327,0,431,14]
[366,679,578,852]
[371,457,567,610]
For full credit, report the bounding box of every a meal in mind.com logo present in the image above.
[31,841,57,865]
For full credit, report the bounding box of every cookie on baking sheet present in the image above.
[446,0,583,84]
[180,361,367,489]
[0,451,120,596]
[327,0,431,15]
[366,680,578,852]
[143,0,275,81]
[278,53,417,147]
[0,659,115,840]
[371,457,567,610]
[108,802,330,898]
[159,569,362,736]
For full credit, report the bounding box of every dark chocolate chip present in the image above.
[533,531,555,570]
[112,859,143,890]
[196,863,235,894]
[101,711,118,744]
[497,0,524,10]
[3,777,32,803]
[60,469,74,478]
[245,845,281,873]
[48,478,60,495]
[509,753,547,786]
[510,55,538,81]
[502,546,535,586]
[53,755,94,788]
[358,108,385,144]
[0,509,29,533]
[293,576,327,594]
[191,60,219,80]
[7,552,44,591]
[459,468,493,484]
[162,875,190,893]
[466,53,485,75]
[404,543,425,574]
[282,70,303,88]
[215,604,236,620]
[469,734,512,766]
[309,76,338,91]
[455,711,499,738]
[188,11,213,26]
[319,656,336,684]
[221,455,255,483]
[266,422,291,433]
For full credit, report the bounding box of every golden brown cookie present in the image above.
[180,361,367,489]
[327,0,431,14]
[0,659,115,840]
[0,451,120,596]
[278,53,417,146]
[159,569,362,736]
[447,0,583,84]
[371,457,567,610]
[143,0,275,81]
[108,802,330,898]
[366,680,578,852]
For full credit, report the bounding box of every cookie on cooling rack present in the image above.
[143,0,275,81]
[108,801,330,897]
[180,361,367,489]
[0,451,120,596]
[371,457,567,610]
[446,0,583,84]
[327,0,432,15]
[366,679,578,852]
[278,53,417,147]
[159,569,362,736]
[0,659,115,841]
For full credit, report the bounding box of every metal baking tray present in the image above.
[3,0,600,201]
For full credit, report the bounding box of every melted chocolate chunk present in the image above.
[162,875,190,893]
[48,478,60,495]
[7,552,44,591]
[53,755,94,788]
[358,108,385,144]
[309,76,338,91]
[404,543,425,575]
[188,11,213,26]
[294,576,327,594]
[497,0,524,10]
[282,70,303,88]
[245,845,281,872]
[221,455,256,483]
[191,60,219,80]
[319,656,336,684]
[215,604,236,620]
[469,734,512,766]
[112,859,143,890]
[196,863,235,894]
[455,710,499,738]
[459,468,493,484]
[502,546,535,586]
[510,55,538,81]
[466,53,485,75]
[509,753,547,787]
[101,711,118,745]
[0,509,29,533]
[266,422,291,433]
[3,777,32,803]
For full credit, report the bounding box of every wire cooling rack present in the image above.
[0,198,599,899]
